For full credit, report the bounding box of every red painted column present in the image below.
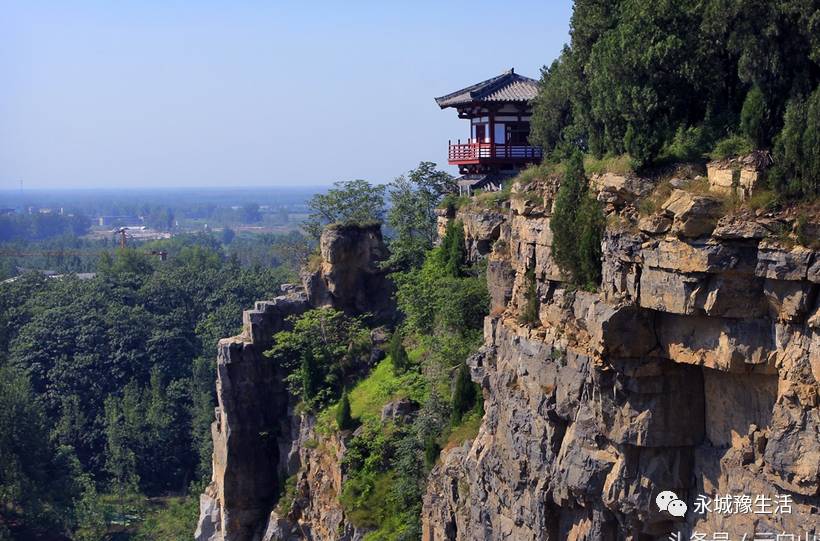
[489,110,495,159]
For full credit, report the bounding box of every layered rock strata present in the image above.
[423,173,819,540]
[197,224,392,541]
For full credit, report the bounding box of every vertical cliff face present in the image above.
[198,172,818,541]
[196,292,311,541]
[423,171,819,539]
[196,224,393,541]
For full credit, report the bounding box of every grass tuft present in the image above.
[583,154,635,176]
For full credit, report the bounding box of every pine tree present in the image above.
[438,219,466,277]
[424,438,441,467]
[336,390,353,430]
[550,150,604,288]
[518,268,540,326]
[446,221,466,277]
[576,196,605,289]
[741,85,768,149]
[451,364,476,425]
[104,395,139,519]
[73,477,108,541]
[390,330,410,375]
[301,349,318,402]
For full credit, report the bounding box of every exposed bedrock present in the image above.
[424,177,819,540]
[197,224,394,541]
[301,222,396,325]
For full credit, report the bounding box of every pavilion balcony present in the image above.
[447,141,543,165]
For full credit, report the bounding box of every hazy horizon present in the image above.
[1,1,572,190]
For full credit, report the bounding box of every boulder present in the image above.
[590,172,653,208]
[303,223,396,323]
[638,213,672,235]
[701,274,766,318]
[487,257,516,313]
[380,398,420,423]
[661,189,724,238]
[764,400,820,496]
[706,162,735,194]
[639,267,707,315]
[712,215,771,240]
[642,238,757,274]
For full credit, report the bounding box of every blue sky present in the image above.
[0,1,572,189]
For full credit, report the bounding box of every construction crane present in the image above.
[114,227,128,249]
[1,225,167,261]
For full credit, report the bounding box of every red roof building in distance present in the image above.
[435,69,543,194]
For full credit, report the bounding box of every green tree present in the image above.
[577,196,605,288]
[73,477,108,541]
[517,268,539,326]
[530,48,577,158]
[389,330,410,376]
[803,87,820,198]
[266,308,371,410]
[551,151,604,288]
[336,390,354,430]
[239,203,262,224]
[386,162,455,270]
[394,251,488,338]
[450,364,476,425]
[740,85,768,148]
[438,219,466,277]
[529,1,820,171]
[0,365,79,532]
[771,90,820,199]
[423,438,441,468]
[104,395,139,518]
[303,179,386,239]
[300,349,319,402]
[220,226,236,244]
[551,151,586,280]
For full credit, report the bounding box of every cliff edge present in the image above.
[422,166,819,539]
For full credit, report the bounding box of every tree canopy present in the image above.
[303,180,386,239]
[530,0,820,199]
[385,162,455,270]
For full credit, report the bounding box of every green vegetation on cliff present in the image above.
[551,151,605,289]
[530,0,820,200]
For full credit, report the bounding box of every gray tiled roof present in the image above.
[435,69,539,108]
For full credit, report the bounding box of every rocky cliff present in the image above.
[198,166,819,541]
[423,167,819,539]
[196,223,393,541]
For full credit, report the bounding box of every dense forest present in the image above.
[530,0,820,200]
[0,234,305,540]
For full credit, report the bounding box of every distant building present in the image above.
[98,215,142,227]
[0,208,15,216]
[435,68,543,195]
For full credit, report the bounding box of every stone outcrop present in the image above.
[302,223,395,324]
[196,292,311,541]
[197,224,395,541]
[422,175,820,540]
[197,173,819,540]
[261,416,363,541]
[706,151,772,201]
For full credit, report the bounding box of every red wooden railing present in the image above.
[448,141,543,162]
